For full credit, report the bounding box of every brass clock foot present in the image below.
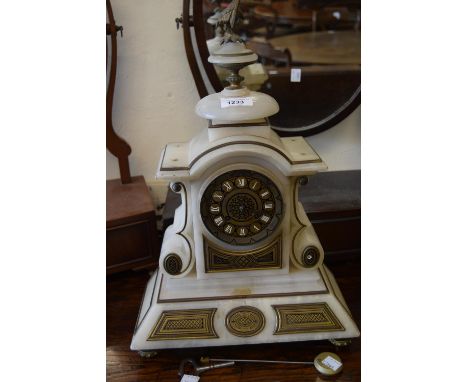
[138,350,158,358]
[329,338,352,347]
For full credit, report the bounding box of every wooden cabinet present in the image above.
[106,176,159,274]
[300,170,361,260]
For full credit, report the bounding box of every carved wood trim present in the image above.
[106,0,132,184]
[182,0,209,98]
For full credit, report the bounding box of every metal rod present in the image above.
[206,357,315,366]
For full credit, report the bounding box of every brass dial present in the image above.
[200,170,283,245]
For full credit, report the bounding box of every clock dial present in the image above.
[200,170,283,245]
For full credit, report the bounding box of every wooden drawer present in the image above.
[308,209,360,255]
[107,176,159,274]
[106,216,158,273]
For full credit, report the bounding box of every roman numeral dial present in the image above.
[209,204,220,214]
[235,177,247,188]
[200,170,283,246]
[222,181,233,192]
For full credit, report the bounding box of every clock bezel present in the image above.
[198,165,286,248]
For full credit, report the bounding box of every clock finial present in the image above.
[195,0,279,123]
[217,0,242,43]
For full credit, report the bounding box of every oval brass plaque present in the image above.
[225,306,265,337]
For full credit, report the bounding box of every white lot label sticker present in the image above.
[290,68,301,82]
[180,375,200,382]
[220,97,254,108]
[321,355,342,371]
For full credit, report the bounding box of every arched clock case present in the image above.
[131,0,360,352]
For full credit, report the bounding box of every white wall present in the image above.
[106,0,206,181]
[107,0,361,194]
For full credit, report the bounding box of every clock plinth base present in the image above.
[130,265,359,351]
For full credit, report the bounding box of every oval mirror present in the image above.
[188,0,360,136]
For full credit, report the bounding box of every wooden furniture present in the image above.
[106,0,159,274]
[107,0,131,184]
[257,0,361,18]
[301,170,360,260]
[254,1,316,26]
[269,30,361,65]
[246,39,292,66]
[107,257,361,381]
[316,6,361,31]
[106,177,159,274]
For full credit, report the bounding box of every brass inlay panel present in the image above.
[204,236,282,273]
[226,306,265,337]
[147,308,218,341]
[273,303,344,335]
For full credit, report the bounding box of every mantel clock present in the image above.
[131,0,359,352]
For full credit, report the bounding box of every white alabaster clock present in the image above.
[131,10,359,352]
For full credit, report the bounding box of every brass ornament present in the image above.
[226,306,265,337]
[298,176,309,186]
[329,338,352,347]
[302,246,320,267]
[163,254,183,275]
[147,309,218,341]
[200,170,283,245]
[170,182,183,193]
[273,303,344,335]
[204,235,282,273]
[138,351,158,358]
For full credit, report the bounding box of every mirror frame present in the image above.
[182,0,361,137]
